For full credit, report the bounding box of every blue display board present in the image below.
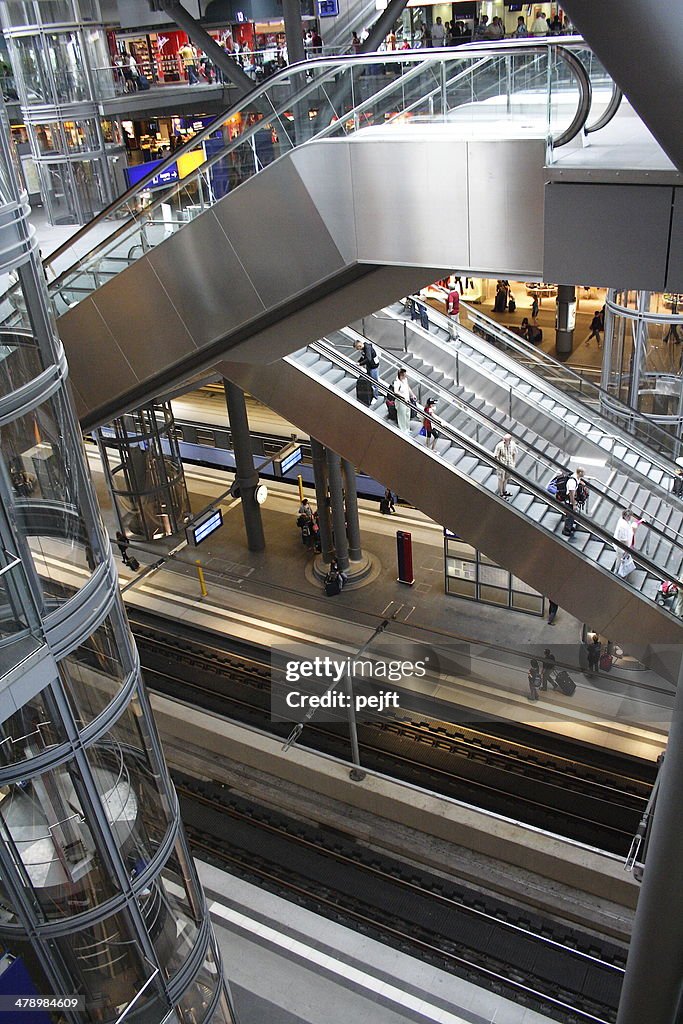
[124,159,179,190]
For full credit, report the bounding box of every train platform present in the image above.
[82,444,671,764]
[197,860,558,1024]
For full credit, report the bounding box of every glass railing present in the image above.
[11,41,594,323]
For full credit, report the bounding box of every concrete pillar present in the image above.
[555,284,576,359]
[310,439,334,564]
[326,449,350,571]
[223,380,265,552]
[283,0,306,64]
[616,655,683,1024]
[341,458,363,561]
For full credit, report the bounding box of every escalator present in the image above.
[357,300,683,576]
[11,42,601,427]
[218,336,683,643]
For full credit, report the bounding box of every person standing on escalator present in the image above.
[494,433,517,498]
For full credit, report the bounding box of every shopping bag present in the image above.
[617,552,635,578]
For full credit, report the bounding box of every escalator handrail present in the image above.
[458,300,683,474]
[44,38,594,289]
[323,327,679,565]
[300,338,678,598]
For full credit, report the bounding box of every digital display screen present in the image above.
[318,0,339,16]
[280,446,303,474]
[187,509,223,546]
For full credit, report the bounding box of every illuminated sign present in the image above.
[186,508,223,546]
[274,444,303,476]
[318,0,339,15]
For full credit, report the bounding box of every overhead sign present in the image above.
[186,508,223,546]
[318,0,339,15]
[274,444,303,476]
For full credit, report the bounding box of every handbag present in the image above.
[617,552,635,578]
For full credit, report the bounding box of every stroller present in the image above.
[655,580,679,611]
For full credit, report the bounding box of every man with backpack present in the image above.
[354,339,380,395]
[564,467,588,536]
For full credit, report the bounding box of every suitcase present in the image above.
[556,669,576,696]
[325,576,342,596]
[137,75,151,91]
[127,556,140,572]
[599,653,613,672]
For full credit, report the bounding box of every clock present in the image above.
[254,484,268,505]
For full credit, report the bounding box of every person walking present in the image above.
[514,15,529,37]
[530,11,548,35]
[422,398,438,450]
[547,598,559,625]
[540,648,558,690]
[354,338,380,393]
[493,433,517,497]
[446,284,460,326]
[531,294,539,324]
[586,633,602,674]
[586,310,603,346]
[563,466,587,536]
[527,659,541,701]
[393,368,416,433]
[431,16,446,47]
[179,42,200,84]
[380,487,396,514]
[116,530,131,566]
[351,31,361,53]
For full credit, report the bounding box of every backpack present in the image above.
[324,573,342,596]
[547,472,571,501]
[369,344,380,369]
[575,480,589,508]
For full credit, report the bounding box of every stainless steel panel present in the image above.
[348,135,472,268]
[665,187,683,291]
[467,140,546,275]
[224,265,444,365]
[146,209,266,347]
[211,156,349,308]
[88,259,199,380]
[543,181,671,289]
[292,141,357,265]
[220,354,683,644]
[58,298,140,417]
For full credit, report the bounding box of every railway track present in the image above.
[177,773,624,1024]
[128,611,655,855]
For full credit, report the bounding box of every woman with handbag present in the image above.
[393,368,416,433]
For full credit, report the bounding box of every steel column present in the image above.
[310,438,334,564]
[360,0,410,53]
[283,0,306,65]
[341,458,363,561]
[326,449,350,571]
[223,380,265,552]
[555,284,576,358]
[616,654,683,1024]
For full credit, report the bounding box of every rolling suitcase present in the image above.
[127,556,140,572]
[556,669,576,696]
[599,653,613,672]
